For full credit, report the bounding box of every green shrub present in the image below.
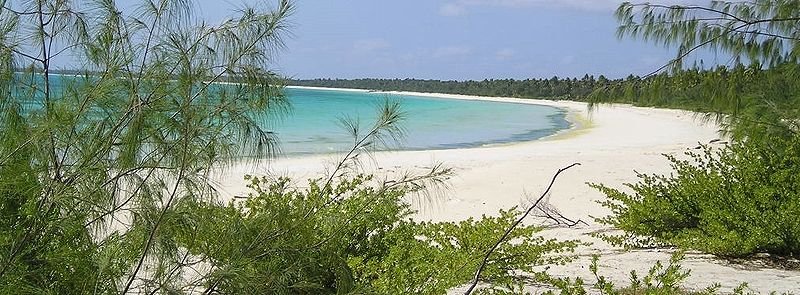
[174,175,579,294]
[592,135,800,257]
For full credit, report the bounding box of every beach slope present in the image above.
[215,89,799,293]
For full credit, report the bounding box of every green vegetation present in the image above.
[589,63,800,115]
[592,138,800,257]
[0,1,580,293]
[290,76,608,100]
[0,0,294,292]
[591,1,800,260]
[294,0,800,266]
[2,0,799,294]
[175,174,578,294]
[549,252,737,295]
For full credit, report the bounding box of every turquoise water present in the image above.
[277,87,570,154]
[11,74,570,154]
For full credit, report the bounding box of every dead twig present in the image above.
[533,201,588,228]
[463,162,580,295]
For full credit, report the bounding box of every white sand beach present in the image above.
[214,87,800,293]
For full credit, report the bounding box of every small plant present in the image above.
[598,252,701,295]
[547,252,740,295]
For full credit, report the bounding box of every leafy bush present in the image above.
[174,174,579,294]
[592,134,800,257]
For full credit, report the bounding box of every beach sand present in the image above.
[213,87,800,293]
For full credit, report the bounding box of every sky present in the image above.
[197,0,717,80]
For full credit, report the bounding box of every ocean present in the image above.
[276,87,570,154]
[11,74,570,155]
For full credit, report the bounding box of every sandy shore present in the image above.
[213,87,800,293]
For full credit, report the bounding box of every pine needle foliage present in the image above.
[589,62,800,139]
[616,0,800,70]
[592,1,800,137]
[592,1,800,260]
[0,2,582,293]
[0,0,293,292]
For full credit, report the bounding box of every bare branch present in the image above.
[532,201,588,228]
[463,162,581,295]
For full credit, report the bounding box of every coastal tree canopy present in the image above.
[594,0,800,261]
[590,1,800,137]
[4,0,800,293]
[0,1,580,293]
[0,0,293,292]
[616,0,800,73]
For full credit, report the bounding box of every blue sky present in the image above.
[200,0,716,80]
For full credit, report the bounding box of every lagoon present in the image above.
[275,87,570,154]
[16,74,570,155]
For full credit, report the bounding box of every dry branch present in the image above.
[463,162,580,295]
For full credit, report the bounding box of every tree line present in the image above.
[289,75,613,99]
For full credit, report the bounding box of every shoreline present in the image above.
[214,86,799,293]
[286,85,593,147]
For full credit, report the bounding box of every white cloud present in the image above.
[639,55,663,67]
[560,55,575,65]
[469,0,623,11]
[352,39,390,53]
[443,0,698,14]
[439,3,467,16]
[495,48,516,61]
[434,46,472,58]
